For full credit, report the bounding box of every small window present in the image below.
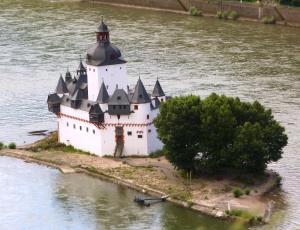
[117,96,121,100]
[120,67,122,69]
[67,122,69,127]
[127,131,132,136]
[119,105,122,109]
[123,105,126,109]
[161,98,164,102]
[93,69,95,72]
[134,105,138,110]
[106,69,108,71]
[138,135,143,138]
[89,68,91,71]
[73,124,76,129]
[93,129,95,134]
[80,126,82,131]
[113,105,116,109]
[148,129,151,133]
[147,114,150,119]
[86,127,89,132]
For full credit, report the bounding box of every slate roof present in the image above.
[89,103,103,114]
[71,88,85,101]
[152,79,165,97]
[86,42,126,66]
[131,78,151,104]
[47,93,61,104]
[55,75,68,94]
[97,82,109,103]
[108,89,130,105]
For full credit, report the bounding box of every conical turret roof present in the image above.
[131,78,151,104]
[152,79,165,97]
[96,81,109,103]
[55,74,68,94]
[71,88,85,101]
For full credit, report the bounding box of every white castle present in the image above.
[47,20,166,157]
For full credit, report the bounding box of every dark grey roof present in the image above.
[98,19,109,32]
[152,79,165,97]
[61,95,96,112]
[47,93,61,104]
[71,88,85,101]
[131,78,151,104]
[89,103,103,114]
[108,89,130,105]
[66,79,77,95]
[153,97,161,108]
[97,82,109,103]
[86,42,126,66]
[77,58,87,75]
[55,75,68,94]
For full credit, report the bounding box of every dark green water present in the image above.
[0,0,299,229]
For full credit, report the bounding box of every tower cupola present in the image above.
[96,18,110,43]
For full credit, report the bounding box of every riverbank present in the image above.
[0,134,280,226]
[86,0,300,28]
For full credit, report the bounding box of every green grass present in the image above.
[0,142,3,150]
[29,132,92,155]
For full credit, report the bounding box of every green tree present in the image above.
[154,95,202,171]
[154,94,288,174]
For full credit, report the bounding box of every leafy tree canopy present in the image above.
[154,94,288,174]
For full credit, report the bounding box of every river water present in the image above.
[0,0,299,229]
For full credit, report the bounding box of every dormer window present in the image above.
[117,96,121,100]
[134,105,138,110]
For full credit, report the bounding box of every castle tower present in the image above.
[86,19,127,100]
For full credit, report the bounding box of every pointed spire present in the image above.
[152,79,165,97]
[98,16,109,32]
[97,81,109,103]
[131,78,151,104]
[77,56,86,75]
[55,74,68,94]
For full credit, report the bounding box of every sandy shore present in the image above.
[0,145,279,225]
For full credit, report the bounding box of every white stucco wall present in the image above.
[58,97,163,156]
[87,63,128,100]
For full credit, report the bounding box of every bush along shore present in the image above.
[0,132,282,227]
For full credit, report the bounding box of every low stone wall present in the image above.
[89,0,300,26]
[89,0,185,11]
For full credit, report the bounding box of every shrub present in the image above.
[226,209,253,220]
[262,16,276,24]
[245,189,251,195]
[0,142,3,150]
[233,188,243,198]
[216,11,229,19]
[8,143,16,149]
[217,11,223,19]
[228,11,239,20]
[190,6,202,16]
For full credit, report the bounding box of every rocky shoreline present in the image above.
[0,142,280,226]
